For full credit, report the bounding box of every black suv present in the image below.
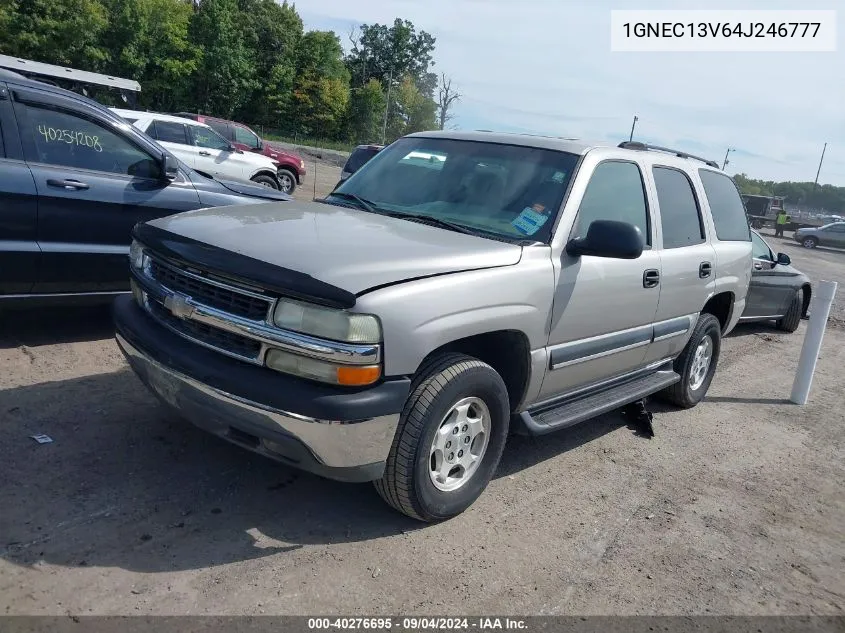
[0,69,289,306]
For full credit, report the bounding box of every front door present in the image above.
[744,231,789,318]
[188,125,245,181]
[823,223,845,247]
[11,87,201,293]
[540,159,661,399]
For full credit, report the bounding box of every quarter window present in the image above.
[653,167,705,249]
[18,103,159,178]
[698,169,751,242]
[573,161,650,245]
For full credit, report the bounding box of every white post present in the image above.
[790,280,838,405]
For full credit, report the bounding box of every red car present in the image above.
[175,113,305,193]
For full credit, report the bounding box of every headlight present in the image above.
[265,349,381,386]
[300,160,305,169]
[273,298,381,344]
[129,239,146,269]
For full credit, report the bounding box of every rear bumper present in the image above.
[113,295,408,482]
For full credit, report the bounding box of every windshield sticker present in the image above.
[512,206,551,236]
[552,171,567,183]
[38,124,103,152]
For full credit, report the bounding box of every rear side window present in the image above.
[699,170,751,241]
[573,160,650,245]
[151,120,188,145]
[653,166,705,249]
[345,147,379,174]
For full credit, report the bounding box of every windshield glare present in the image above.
[331,137,580,242]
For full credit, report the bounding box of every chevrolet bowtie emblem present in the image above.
[164,293,194,319]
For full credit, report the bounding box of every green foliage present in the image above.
[0,0,109,69]
[101,0,199,111]
[0,1,444,145]
[734,173,845,214]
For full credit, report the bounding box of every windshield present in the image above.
[330,137,580,242]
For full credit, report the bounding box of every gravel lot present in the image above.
[1,205,843,615]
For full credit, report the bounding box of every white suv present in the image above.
[110,108,283,190]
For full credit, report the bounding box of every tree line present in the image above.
[733,173,845,215]
[0,0,460,144]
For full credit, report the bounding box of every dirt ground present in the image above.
[1,214,843,615]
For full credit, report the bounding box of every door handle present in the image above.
[46,178,89,190]
[643,269,660,288]
[699,262,712,278]
[198,151,211,156]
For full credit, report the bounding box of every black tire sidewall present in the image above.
[412,365,509,520]
[677,315,721,406]
[252,175,279,189]
[803,237,817,248]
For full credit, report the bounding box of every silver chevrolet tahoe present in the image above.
[114,131,753,522]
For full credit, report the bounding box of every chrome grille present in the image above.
[149,258,272,322]
[147,298,262,361]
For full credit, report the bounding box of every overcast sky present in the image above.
[298,0,844,186]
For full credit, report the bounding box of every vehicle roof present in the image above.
[111,108,213,129]
[405,130,727,174]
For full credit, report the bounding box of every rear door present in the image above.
[144,119,195,168]
[0,82,40,294]
[824,223,845,247]
[644,164,717,364]
[11,86,201,293]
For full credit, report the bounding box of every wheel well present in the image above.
[801,284,812,317]
[419,331,531,413]
[701,292,734,331]
[251,170,278,181]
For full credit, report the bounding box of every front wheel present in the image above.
[276,169,297,194]
[251,174,279,190]
[658,313,722,409]
[374,353,510,522]
[802,236,818,249]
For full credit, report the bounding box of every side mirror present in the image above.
[566,220,644,259]
[777,252,791,266]
[228,145,242,154]
[161,153,178,181]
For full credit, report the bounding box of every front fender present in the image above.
[354,247,555,377]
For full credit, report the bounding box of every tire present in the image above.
[776,290,802,333]
[374,353,510,522]
[276,169,296,194]
[659,313,722,409]
[802,236,818,249]
[251,174,279,190]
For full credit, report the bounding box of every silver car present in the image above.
[114,133,753,521]
[794,222,845,249]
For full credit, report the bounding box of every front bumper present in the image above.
[114,295,408,482]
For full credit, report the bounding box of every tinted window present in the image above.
[190,125,230,150]
[653,167,705,249]
[573,161,650,245]
[233,125,260,149]
[345,147,380,174]
[828,224,845,233]
[751,232,772,260]
[206,120,231,139]
[698,170,751,241]
[18,103,159,178]
[0,120,4,157]
[331,137,579,242]
[151,120,188,144]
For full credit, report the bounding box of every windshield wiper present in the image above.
[326,192,378,213]
[383,212,478,236]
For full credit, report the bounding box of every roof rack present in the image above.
[618,141,720,169]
